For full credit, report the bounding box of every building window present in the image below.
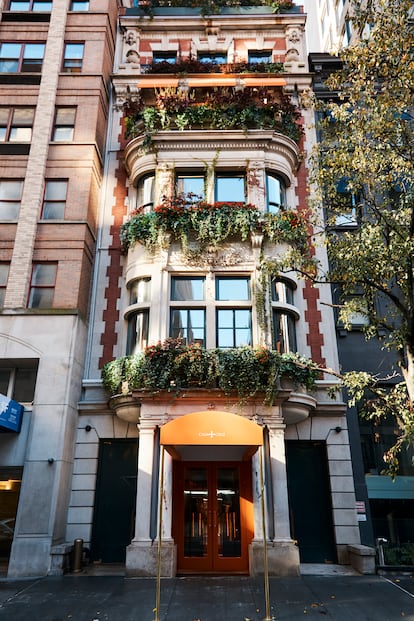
[0,180,23,220]
[216,276,251,348]
[129,277,151,305]
[176,174,205,202]
[0,363,38,403]
[126,277,151,354]
[70,1,89,9]
[273,311,297,353]
[248,50,272,64]
[266,173,286,213]
[27,263,57,308]
[52,107,76,141]
[152,51,177,64]
[136,174,155,211]
[62,43,84,73]
[0,42,45,73]
[334,178,358,226]
[127,310,149,355]
[0,264,9,307]
[215,174,246,203]
[41,180,67,219]
[0,107,34,142]
[8,0,52,9]
[197,52,227,64]
[271,279,297,353]
[170,276,206,345]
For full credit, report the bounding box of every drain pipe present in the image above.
[259,445,272,621]
[154,446,165,621]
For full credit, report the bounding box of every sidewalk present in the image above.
[0,568,413,621]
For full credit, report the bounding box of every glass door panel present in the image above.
[183,467,208,558]
[217,467,241,558]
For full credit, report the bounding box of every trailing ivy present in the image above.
[101,339,319,405]
[121,194,308,254]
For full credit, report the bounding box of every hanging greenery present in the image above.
[123,88,303,146]
[120,194,309,255]
[101,339,319,405]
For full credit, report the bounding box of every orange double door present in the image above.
[173,461,253,574]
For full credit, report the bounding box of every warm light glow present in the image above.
[136,76,286,89]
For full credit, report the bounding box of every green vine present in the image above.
[121,194,309,256]
[101,339,319,405]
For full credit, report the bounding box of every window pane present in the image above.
[63,43,84,71]
[170,309,205,345]
[23,44,45,59]
[55,108,76,125]
[273,311,296,353]
[216,277,250,301]
[0,369,11,396]
[9,127,32,141]
[0,43,21,59]
[129,277,151,304]
[33,1,53,9]
[198,52,227,64]
[248,50,272,64]
[217,309,233,328]
[0,264,9,286]
[171,277,204,301]
[42,201,65,219]
[9,1,31,9]
[12,108,34,125]
[215,176,245,202]
[44,180,67,201]
[267,174,285,213]
[28,287,54,308]
[32,263,56,285]
[53,127,74,141]
[126,309,149,355]
[70,1,89,10]
[0,109,9,124]
[0,181,22,219]
[137,175,154,209]
[153,52,176,63]
[272,280,294,304]
[13,367,37,402]
[176,175,205,200]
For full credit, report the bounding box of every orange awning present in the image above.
[160,410,263,447]
[136,76,286,89]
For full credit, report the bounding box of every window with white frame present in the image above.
[27,263,57,308]
[271,279,297,353]
[0,263,9,307]
[0,42,45,72]
[169,274,252,348]
[0,180,23,220]
[176,174,205,202]
[334,177,358,226]
[266,173,286,213]
[0,107,34,142]
[215,174,246,203]
[170,276,206,346]
[126,277,151,354]
[136,174,155,211]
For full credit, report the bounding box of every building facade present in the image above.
[1,0,367,578]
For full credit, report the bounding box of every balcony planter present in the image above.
[109,393,141,424]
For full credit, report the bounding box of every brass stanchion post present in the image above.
[259,445,272,621]
[154,446,165,621]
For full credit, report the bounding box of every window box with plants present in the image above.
[128,0,298,18]
[101,339,319,407]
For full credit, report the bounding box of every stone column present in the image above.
[249,417,300,576]
[126,421,176,577]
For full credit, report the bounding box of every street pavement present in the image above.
[0,571,414,621]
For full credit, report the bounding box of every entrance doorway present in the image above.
[173,461,252,573]
[91,439,138,563]
[286,441,337,563]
